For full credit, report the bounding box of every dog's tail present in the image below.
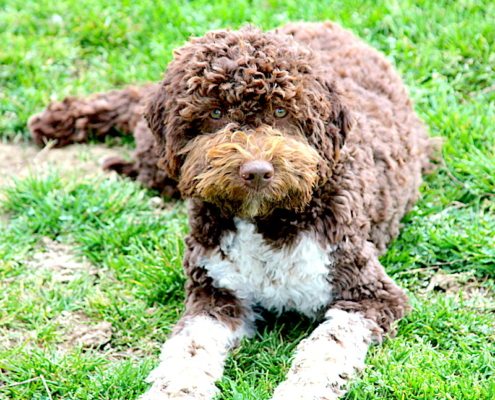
[28,83,180,198]
[28,84,156,148]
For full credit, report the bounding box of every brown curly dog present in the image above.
[29,22,433,400]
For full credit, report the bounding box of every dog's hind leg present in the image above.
[28,84,156,148]
[103,118,181,197]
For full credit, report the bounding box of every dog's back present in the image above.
[278,22,433,252]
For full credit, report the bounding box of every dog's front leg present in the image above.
[271,239,407,399]
[140,314,248,400]
[271,309,374,400]
[139,217,255,400]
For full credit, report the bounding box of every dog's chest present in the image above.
[200,218,335,317]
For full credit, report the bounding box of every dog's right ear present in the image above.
[145,81,184,181]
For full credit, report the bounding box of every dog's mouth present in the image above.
[177,127,322,218]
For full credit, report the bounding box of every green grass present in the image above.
[1,0,494,399]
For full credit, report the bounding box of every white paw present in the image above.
[138,372,217,400]
[139,360,219,400]
[137,340,220,400]
[271,381,341,400]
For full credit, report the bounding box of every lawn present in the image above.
[1,0,494,399]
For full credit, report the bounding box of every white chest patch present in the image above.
[200,218,335,317]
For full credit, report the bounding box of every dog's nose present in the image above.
[239,160,274,188]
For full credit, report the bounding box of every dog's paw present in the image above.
[137,361,219,400]
[138,382,215,400]
[271,382,341,400]
[138,370,217,400]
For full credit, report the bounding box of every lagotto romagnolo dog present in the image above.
[29,22,433,399]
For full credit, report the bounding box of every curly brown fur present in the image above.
[28,85,180,197]
[29,85,151,147]
[29,21,434,399]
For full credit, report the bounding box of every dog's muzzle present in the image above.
[177,126,322,217]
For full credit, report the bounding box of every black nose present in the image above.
[239,160,274,189]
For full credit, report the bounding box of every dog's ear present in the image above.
[146,40,206,181]
[145,81,167,161]
[145,81,184,180]
[306,78,355,178]
[328,88,354,160]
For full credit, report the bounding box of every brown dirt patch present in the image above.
[0,328,37,351]
[1,237,112,352]
[0,142,129,190]
[55,311,113,350]
[425,270,494,302]
[27,237,99,282]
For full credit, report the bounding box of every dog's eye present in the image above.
[274,108,287,118]
[209,109,223,120]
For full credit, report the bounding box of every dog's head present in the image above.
[146,26,353,218]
